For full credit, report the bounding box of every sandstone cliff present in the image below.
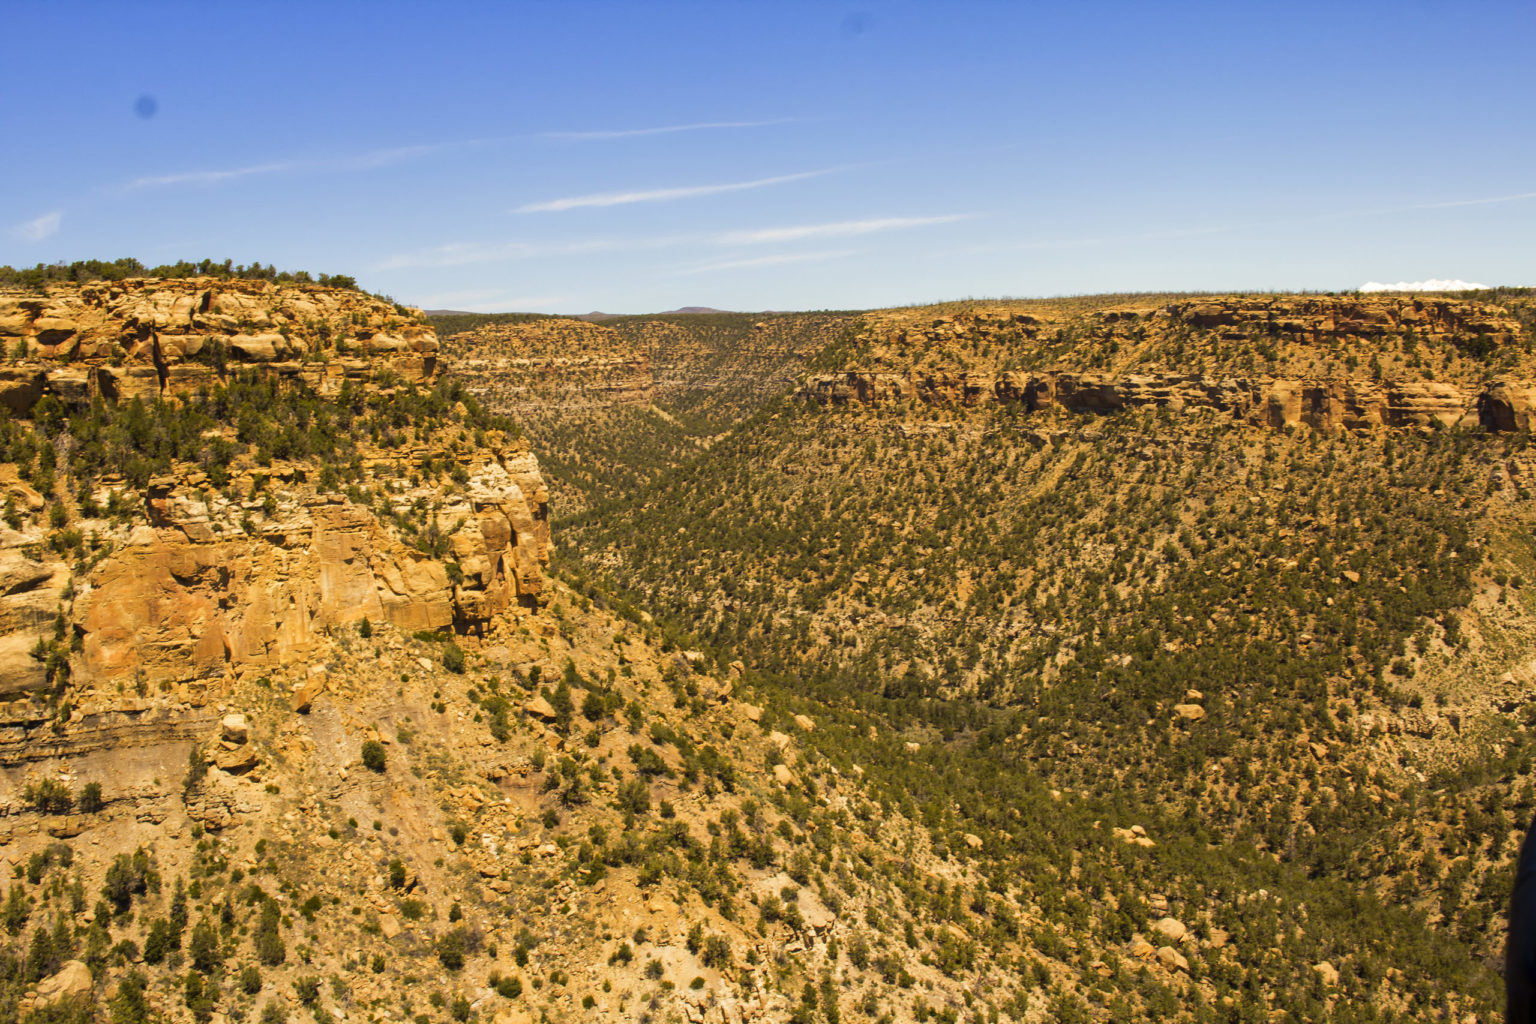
[803,294,1536,431]
[0,277,438,413]
[802,367,1536,431]
[0,278,548,703]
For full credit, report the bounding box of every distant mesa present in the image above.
[578,306,733,322]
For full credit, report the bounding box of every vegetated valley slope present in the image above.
[554,289,1536,1022]
[438,312,857,518]
[0,279,979,1024]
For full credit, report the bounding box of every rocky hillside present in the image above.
[441,312,853,517]
[547,290,1536,1022]
[1,279,1146,1024]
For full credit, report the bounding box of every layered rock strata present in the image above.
[0,277,438,410]
[802,369,1536,431]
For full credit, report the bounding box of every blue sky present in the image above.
[4,1,1533,313]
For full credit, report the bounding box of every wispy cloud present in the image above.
[514,169,833,213]
[122,141,471,190]
[375,234,695,271]
[1401,190,1536,211]
[12,211,62,242]
[1360,279,1487,292]
[676,249,860,275]
[126,161,298,189]
[378,212,970,272]
[719,215,972,245]
[542,118,796,141]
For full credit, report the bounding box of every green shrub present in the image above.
[294,976,320,1006]
[438,928,467,971]
[254,900,286,965]
[361,741,386,772]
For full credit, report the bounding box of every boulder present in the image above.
[35,960,91,1007]
[220,713,250,744]
[1153,917,1187,943]
[1156,946,1189,972]
[215,747,258,774]
[523,696,558,721]
[1313,961,1339,986]
[792,713,815,731]
[290,669,327,713]
[1173,703,1206,721]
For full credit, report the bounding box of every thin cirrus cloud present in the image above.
[12,211,62,242]
[718,215,973,246]
[122,143,460,190]
[375,234,696,271]
[676,249,861,275]
[125,160,298,190]
[540,118,797,141]
[513,169,835,213]
[123,122,802,191]
[378,215,969,272]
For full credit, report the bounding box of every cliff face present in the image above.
[804,294,1536,431]
[853,295,1525,378]
[803,368,1536,431]
[0,278,549,705]
[0,277,438,412]
[70,449,548,691]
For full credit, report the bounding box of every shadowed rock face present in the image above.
[801,368,1536,432]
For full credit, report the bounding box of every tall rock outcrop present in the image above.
[0,278,549,700]
[69,446,547,690]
